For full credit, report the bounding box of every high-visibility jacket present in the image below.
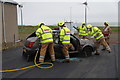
[36,25,53,43]
[88,27,104,40]
[60,27,70,44]
[77,26,88,36]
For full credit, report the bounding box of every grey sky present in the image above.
[16,0,119,26]
[14,0,119,2]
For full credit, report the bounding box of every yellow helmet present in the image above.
[104,22,109,25]
[58,21,65,26]
[82,22,85,25]
[87,24,92,28]
[38,22,44,27]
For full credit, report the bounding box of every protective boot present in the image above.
[62,59,70,63]
[106,49,111,53]
[106,46,111,53]
[63,56,70,63]
[95,51,100,55]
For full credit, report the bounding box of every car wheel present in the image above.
[82,45,93,57]
[83,51,92,57]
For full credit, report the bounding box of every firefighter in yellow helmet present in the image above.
[58,21,72,63]
[87,24,111,55]
[102,22,112,50]
[77,22,88,39]
[36,22,55,63]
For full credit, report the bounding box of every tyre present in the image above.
[82,45,93,57]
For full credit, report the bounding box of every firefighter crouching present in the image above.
[102,22,112,50]
[58,21,73,63]
[87,24,112,55]
[36,22,56,63]
[77,22,88,39]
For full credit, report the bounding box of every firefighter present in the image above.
[36,22,55,63]
[87,24,111,55]
[102,22,112,50]
[77,22,88,39]
[58,21,72,63]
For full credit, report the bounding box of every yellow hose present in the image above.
[0,50,53,73]
[34,50,53,69]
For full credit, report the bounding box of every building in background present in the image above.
[0,0,19,49]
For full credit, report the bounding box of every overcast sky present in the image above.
[14,0,119,2]
[15,0,119,26]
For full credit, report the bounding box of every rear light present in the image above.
[27,42,35,47]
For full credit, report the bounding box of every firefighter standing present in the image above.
[87,24,111,55]
[36,22,55,63]
[102,22,112,50]
[77,22,88,39]
[58,21,71,63]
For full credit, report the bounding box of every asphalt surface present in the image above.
[2,44,119,78]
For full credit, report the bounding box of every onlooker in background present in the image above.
[102,22,112,50]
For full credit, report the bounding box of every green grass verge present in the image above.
[18,26,58,39]
[98,27,120,32]
[18,26,120,39]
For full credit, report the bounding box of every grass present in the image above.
[98,27,120,32]
[18,26,58,40]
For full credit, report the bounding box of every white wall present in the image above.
[0,2,2,79]
[0,2,2,50]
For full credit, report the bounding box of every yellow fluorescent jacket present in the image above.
[88,27,104,40]
[77,26,88,36]
[60,27,70,44]
[36,26,53,43]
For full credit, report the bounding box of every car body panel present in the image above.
[22,30,96,61]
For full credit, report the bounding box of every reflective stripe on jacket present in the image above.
[36,26,53,43]
[88,27,104,40]
[60,27,70,44]
[77,26,88,36]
